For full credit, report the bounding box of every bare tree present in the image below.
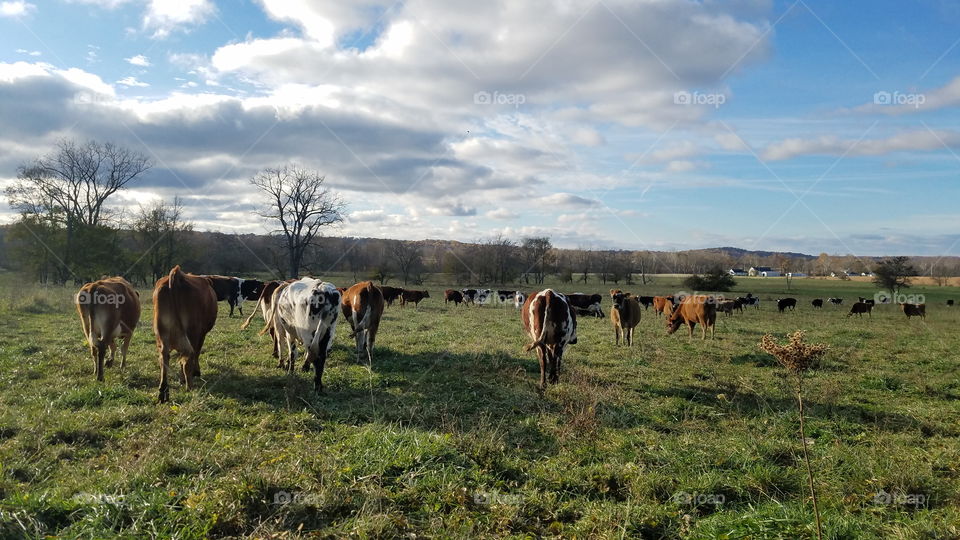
[521,237,552,284]
[6,139,151,282]
[250,166,345,278]
[133,197,193,283]
[390,240,424,285]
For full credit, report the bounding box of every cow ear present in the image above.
[609,289,616,295]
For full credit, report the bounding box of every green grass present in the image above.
[0,273,958,538]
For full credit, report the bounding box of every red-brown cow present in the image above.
[153,266,218,403]
[521,289,578,389]
[609,289,641,346]
[341,281,385,364]
[400,289,429,308]
[900,303,926,319]
[75,277,141,381]
[666,295,717,340]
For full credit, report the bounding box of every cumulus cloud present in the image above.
[348,209,386,222]
[143,0,215,38]
[0,1,35,18]
[15,48,41,56]
[538,193,600,207]
[485,208,519,220]
[125,54,151,67]
[116,76,149,87]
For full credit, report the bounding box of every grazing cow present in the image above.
[153,266,218,403]
[267,277,340,392]
[75,277,141,382]
[947,299,955,307]
[828,297,843,305]
[202,275,244,317]
[341,281,385,364]
[776,298,798,313]
[847,302,873,318]
[899,303,926,319]
[566,293,604,318]
[444,289,465,306]
[609,290,641,346]
[521,289,577,389]
[400,289,430,308]
[379,286,404,306]
[476,289,493,305]
[812,298,823,309]
[738,294,760,310]
[636,296,655,310]
[497,290,519,306]
[666,295,717,340]
[236,279,265,315]
[652,296,674,317]
[858,297,876,306]
[461,288,477,304]
[240,280,285,358]
[717,299,738,316]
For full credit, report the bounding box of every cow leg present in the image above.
[270,327,279,359]
[119,334,132,369]
[158,345,170,403]
[549,347,561,384]
[287,335,298,373]
[535,346,547,390]
[314,329,333,393]
[180,353,193,390]
[94,341,106,382]
[192,335,205,377]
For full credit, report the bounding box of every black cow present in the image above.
[776,298,797,313]
[636,296,654,310]
[811,298,823,309]
[828,297,843,305]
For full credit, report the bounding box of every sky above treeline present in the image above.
[1,0,959,257]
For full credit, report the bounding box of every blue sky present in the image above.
[1,0,959,256]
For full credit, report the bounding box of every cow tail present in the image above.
[167,265,182,289]
[350,286,371,339]
[525,290,552,351]
[240,291,265,330]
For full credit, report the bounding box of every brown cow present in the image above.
[75,277,141,381]
[240,280,285,358]
[153,266,218,403]
[379,285,404,306]
[400,289,429,308]
[444,289,465,306]
[341,281,385,364]
[716,299,738,316]
[899,303,926,319]
[609,289,641,346]
[521,289,577,389]
[652,296,674,317]
[666,295,717,340]
[847,302,873,318]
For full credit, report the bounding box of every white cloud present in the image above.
[760,130,960,161]
[0,1,35,18]
[538,193,600,208]
[486,208,519,220]
[15,48,41,56]
[116,76,149,87]
[143,0,215,38]
[125,54,151,67]
[349,209,386,222]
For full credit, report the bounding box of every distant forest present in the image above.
[2,225,957,287]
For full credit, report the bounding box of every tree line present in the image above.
[2,138,957,287]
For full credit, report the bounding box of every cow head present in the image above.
[665,310,684,334]
[609,289,631,311]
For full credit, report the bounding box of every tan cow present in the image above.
[521,289,578,389]
[341,281,385,365]
[153,266,218,402]
[609,289,641,346]
[652,296,674,317]
[666,295,717,340]
[75,277,141,381]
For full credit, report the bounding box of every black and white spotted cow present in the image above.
[497,289,519,306]
[267,277,341,392]
[566,293,604,318]
[514,291,526,310]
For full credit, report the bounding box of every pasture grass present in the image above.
[0,273,958,538]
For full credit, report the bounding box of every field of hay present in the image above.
[0,273,958,538]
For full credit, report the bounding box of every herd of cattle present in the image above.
[73,268,948,398]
